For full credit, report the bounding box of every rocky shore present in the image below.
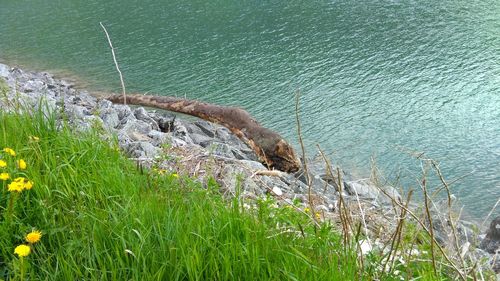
[0,63,498,277]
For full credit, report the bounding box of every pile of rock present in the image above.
[0,63,498,276]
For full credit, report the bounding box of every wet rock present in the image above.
[480,216,500,254]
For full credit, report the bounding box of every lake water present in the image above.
[1,0,499,218]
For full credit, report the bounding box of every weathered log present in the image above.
[107,94,301,173]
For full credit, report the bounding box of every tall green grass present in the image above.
[0,110,366,280]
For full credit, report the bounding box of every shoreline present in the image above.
[1,62,498,276]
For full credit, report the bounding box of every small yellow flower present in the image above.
[0,172,9,181]
[315,212,321,219]
[14,245,30,257]
[24,180,33,190]
[3,148,16,157]
[304,207,310,213]
[17,159,27,170]
[26,230,42,244]
[7,181,24,192]
[0,160,6,168]
[172,173,179,178]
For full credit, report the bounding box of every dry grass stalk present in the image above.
[383,190,413,274]
[294,90,315,218]
[419,163,438,277]
[430,160,469,271]
[374,183,467,280]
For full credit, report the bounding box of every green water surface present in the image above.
[1,0,499,218]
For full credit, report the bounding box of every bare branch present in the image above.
[100,22,126,105]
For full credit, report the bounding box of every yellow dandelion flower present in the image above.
[26,230,42,244]
[0,173,9,181]
[17,159,27,170]
[24,180,33,190]
[14,245,30,257]
[0,159,6,168]
[315,213,321,219]
[3,148,16,157]
[7,181,24,192]
[14,177,25,183]
[304,207,310,213]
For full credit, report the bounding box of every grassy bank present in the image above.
[0,102,467,280]
[0,110,368,280]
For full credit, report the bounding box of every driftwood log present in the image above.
[107,94,301,173]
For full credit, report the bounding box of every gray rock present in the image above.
[100,108,120,129]
[238,160,266,170]
[215,127,232,142]
[170,137,188,147]
[345,180,400,204]
[194,120,215,137]
[147,130,168,146]
[115,104,133,121]
[125,141,161,158]
[271,186,283,196]
[21,80,46,93]
[0,64,10,78]
[220,164,265,196]
[480,216,500,254]
[315,205,329,212]
[210,142,235,159]
[65,104,91,119]
[134,107,159,131]
[190,133,214,147]
[97,99,113,110]
[150,112,176,132]
[120,120,153,141]
[172,123,193,144]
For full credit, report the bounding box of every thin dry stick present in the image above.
[420,163,438,277]
[294,90,314,218]
[317,145,362,238]
[480,197,500,230]
[317,145,359,265]
[337,167,353,247]
[374,184,467,281]
[100,22,126,105]
[384,190,413,274]
[431,160,467,270]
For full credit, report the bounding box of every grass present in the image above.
[0,109,369,280]
[0,89,479,280]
